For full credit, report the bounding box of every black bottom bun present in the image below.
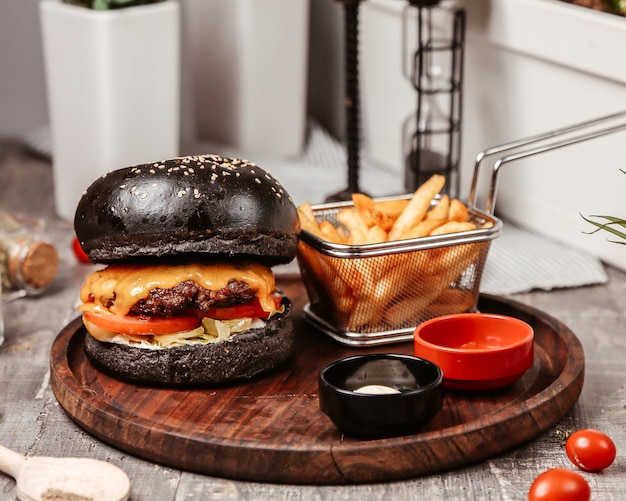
[83,300,294,387]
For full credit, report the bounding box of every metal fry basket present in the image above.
[297,197,502,346]
[297,110,626,346]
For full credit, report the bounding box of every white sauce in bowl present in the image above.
[353,384,401,395]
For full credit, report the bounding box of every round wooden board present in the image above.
[49,277,585,485]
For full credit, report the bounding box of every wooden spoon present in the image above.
[0,444,130,501]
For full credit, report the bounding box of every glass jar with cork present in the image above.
[0,212,59,345]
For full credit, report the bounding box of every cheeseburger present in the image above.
[74,155,300,387]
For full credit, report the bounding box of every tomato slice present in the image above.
[83,311,201,335]
[83,293,284,335]
[200,292,284,321]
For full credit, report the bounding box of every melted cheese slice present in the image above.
[78,261,276,317]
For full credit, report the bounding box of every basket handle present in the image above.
[468,110,626,215]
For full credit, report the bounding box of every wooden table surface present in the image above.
[0,140,624,500]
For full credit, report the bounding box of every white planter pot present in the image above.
[40,0,181,221]
[181,0,309,159]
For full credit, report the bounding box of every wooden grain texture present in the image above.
[49,277,584,485]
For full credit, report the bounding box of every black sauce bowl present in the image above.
[318,354,444,439]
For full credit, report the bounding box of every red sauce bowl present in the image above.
[413,313,534,392]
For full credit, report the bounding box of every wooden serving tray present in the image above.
[50,277,584,485]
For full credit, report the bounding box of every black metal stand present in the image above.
[326,0,362,202]
[405,0,465,197]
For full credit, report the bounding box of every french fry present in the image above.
[352,193,377,228]
[354,255,387,286]
[380,245,481,327]
[329,273,356,316]
[383,287,442,327]
[426,242,481,285]
[377,260,428,309]
[426,194,450,221]
[401,219,446,239]
[297,202,315,223]
[297,203,325,239]
[336,208,368,244]
[341,255,399,319]
[353,193,395,231]
[388,174,446,240]
[333,262,360,294]
[373,198,410,220]
[333,254,382,294]
[427,289,476,317]
[319,220,346,244]
[372,272,399,310]
[348,297,384,331]
[365,225,388,244]
[449,198,469,222]
[429,221,476,236]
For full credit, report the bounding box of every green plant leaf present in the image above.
[603,0,626,14]
[581,168,626,244]
[581,214,626,244]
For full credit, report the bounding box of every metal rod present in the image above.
[468,111,626,215]
[344,0,361,194]
[327,0,362,201]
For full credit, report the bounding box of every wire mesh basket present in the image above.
[297,196,502,345]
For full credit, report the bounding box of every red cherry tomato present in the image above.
[566,429,616,472]
[528,468,590,501]
[72,237,90,263]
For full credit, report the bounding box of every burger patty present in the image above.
[129,279,258,317]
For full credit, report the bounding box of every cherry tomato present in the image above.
[566,429,616,472]
[72,237,90,263]
[528,468,590,501]
[84,311,201,335]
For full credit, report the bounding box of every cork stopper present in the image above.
[9,240,59,292]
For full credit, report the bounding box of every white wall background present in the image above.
[0,1,49,141]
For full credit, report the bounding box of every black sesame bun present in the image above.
[74,155,300,266]
[74,155,299,388]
